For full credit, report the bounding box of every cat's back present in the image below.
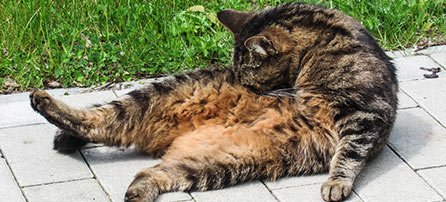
[277,3,397,107]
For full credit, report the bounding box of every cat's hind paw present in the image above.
[125,176,159,202]
[321,179,353,202]
[30,89,53,114]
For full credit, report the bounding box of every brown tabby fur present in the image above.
[30,3,397,202]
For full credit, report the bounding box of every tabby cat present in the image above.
[30,3,397,202]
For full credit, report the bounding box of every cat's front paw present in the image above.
[321,179,353,202]
[125,176,159,202]
[30,89,53,114]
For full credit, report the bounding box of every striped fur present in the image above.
[30,3,397,202]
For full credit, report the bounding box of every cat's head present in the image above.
[218,6,298,93]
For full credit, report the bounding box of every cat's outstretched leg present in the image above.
[124,126,281,202]
[321,110,394,201]
[29,67,236,155]
[30,89,117,144]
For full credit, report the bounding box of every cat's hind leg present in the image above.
[124,126,281,202]
[30,89,131,151]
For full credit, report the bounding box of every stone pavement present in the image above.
[1,46,446,202]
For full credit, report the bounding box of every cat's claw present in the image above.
[321,179,353,202]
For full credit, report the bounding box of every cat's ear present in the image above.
[244,27,295,58]
[217,9,255,35]
[244,36,276,59]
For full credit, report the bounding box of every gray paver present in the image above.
[417,45,446,55]
[191,181,278,202]
[0,124,93,186]
[431,53,446,68]
[386,49,415,59]
[0,90,117,129]
[114,77,164,97]
[272,183,362,202]
[397,90,418,109]
[393,55,445,81]
[0,100,47,128]
[82,147,192,202]
[418,166,446,199]
[389,108,446,169]
[0,87,87,106]
[265,173,328,190]
[354,146,442,202]
[0,159,26,202]
[400,78,446,125]
[0,92,30,106]
[57,90,117,108]
[23,179,109,202]
[115,89,134,98]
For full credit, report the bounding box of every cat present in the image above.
[30,2,397,202]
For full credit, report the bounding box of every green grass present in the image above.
[1,0,445,92]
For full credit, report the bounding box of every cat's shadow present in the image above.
[79,145,161,165]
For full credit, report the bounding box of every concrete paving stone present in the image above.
[264,173,328,190]
[354,146,442,202]
[393,55,445,82]
[0,92,30,106]
[389,108,446,169]
[0,87,91,106]
[57,90,117,108]
[0,124,93,186]
[44,87,92,98]
[386,48,415,59]
[191,181,278,202]
[0,159,26,202]
[0,90,117,129]
[397,90,418,109]
[272,183,362,202]
[431,53,446,68]
[156,192,193,202]
[0,100,48,129]
[417,45,446,55]
[418,166,446,199]
[23,179,110,202]
[114,77,165,97]
[82,147,192,202]
[400,78,446,126]
[115,88,134,98]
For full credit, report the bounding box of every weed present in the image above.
[0,0,445,92]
